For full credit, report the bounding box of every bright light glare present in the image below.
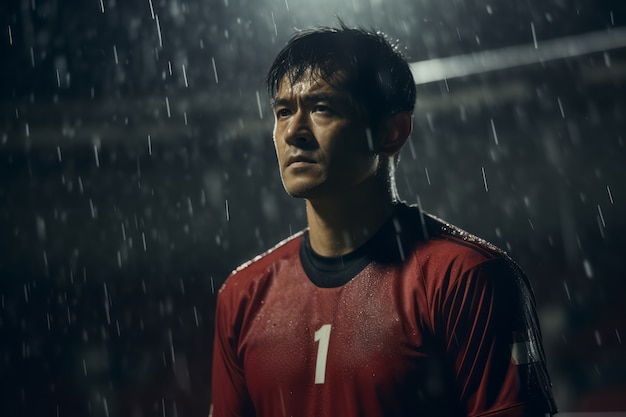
[410,27,626,84]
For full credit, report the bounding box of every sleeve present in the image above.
[211,282,255,417]
[436,257,557,417]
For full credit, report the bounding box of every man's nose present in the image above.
[285,109,314,147]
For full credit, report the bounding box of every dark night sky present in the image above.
[1,1,626,416]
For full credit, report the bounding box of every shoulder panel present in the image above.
[423,211,509,260]
[219,230,306,293]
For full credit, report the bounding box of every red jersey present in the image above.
[212,204,557,417]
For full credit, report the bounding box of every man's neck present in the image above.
[305,187,397,257]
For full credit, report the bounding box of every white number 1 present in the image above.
[314,324,332,384]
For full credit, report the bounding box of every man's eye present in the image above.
[313,105,332,114]
[276,108,292,117]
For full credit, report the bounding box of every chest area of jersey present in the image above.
[240,265,428,392]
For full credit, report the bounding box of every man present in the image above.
[211,24,558,417]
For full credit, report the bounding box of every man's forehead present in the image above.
[276,74,337,97]
[275,65,349,94]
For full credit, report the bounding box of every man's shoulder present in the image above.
[398,207,526,295]
[422,211,508,262]
[396,204,510,271]
[220,230,305,291]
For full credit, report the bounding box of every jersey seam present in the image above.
[412,248,437,338]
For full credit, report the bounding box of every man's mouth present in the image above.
[286,154,316,167]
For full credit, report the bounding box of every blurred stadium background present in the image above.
[1,0,625,415]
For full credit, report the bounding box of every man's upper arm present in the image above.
[211,284,254,417]
[438,257,557,417]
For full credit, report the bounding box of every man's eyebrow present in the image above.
[270,97,289,108]
[271,93,344,108]
[304,93,337,102]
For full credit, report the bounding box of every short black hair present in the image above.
[266,23,416,125]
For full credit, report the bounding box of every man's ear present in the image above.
[377,111,413,157]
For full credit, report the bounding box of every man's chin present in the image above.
[284,188,314,199]
[282,178,322,199]
[283,183,322,199]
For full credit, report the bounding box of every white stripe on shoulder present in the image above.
[231,229,307,275]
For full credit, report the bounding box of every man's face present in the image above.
[272,71,379,200]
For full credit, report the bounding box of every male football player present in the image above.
[211,24,558,417]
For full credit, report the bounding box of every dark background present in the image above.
[1,0,625,416]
